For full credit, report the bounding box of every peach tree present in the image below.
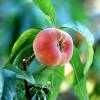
[0,0,94,100]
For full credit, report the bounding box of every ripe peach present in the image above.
[33,28,73,66]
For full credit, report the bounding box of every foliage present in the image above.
[0,0,94,100]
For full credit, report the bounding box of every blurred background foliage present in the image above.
[0,0,100,100]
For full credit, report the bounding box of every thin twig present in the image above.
[22,59,31,100]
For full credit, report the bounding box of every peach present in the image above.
[33,28,73,66]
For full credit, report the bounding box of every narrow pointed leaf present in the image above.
[0,69,4,100]
[59,23,94,75]
[33,0,56,26]
[71,47,89,100]
[6,28,41,65]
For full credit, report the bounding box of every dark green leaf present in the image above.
[31,94,37,100]
[11,28,40,56]
[12,43,44,74]
[1,69,16,100]
[13,44,33,68]
[31,89,47,100]
[28,58,43,74]
[41,90,47,100]
[75,23,94,44]
[6,28,41,65]
[33,0,56,26]
[27,57,64,100]
[28,56,64,100]
[73,77,89,100]
[71,47,84,83]
[59,23,94,75]
[0,69,4,100]
[48,66,64,100]
[33,66,64,100]
[71,47,89,100]
[4,65,35,84]
[16,79,26,100]
[75,23,94,75]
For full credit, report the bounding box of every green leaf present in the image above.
[84,43,94,75]
[75,23,94,75]
[75,23,94,44]
[1,69,16,100]
[0,69,4,100]
[31,90,47,100]
[59,23,94,75]
[31,94,37,100]
[33,0,56,26]
[12,43,44,74]
[13,44,33,68]
[74,77,89,100]
[48,66,64,100]
[28,58,43,74]
[4,65,35,84]
[15,79,26,100]
[59,23,94,100]
[33,66,64,100]
[27,55,64,100]
[11,28,40,56]
[1,67,34,100]
[71,47,84,84]
[71,47,89,100]
[6,28,41,65]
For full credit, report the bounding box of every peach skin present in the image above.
[33,28,73,66]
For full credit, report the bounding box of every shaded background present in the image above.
[0,0,100,99]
